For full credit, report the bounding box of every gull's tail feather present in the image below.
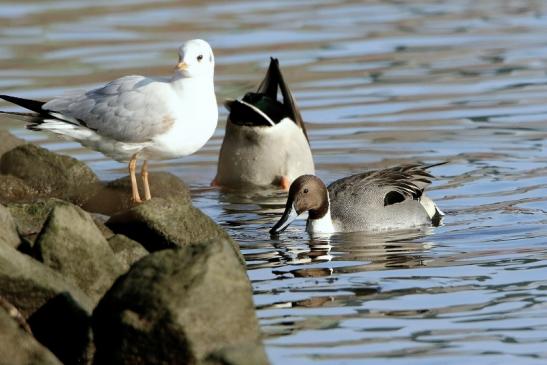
[1,94,95,140]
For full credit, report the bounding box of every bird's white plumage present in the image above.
[36,39,218,162]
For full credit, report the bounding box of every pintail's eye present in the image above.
[303,188,309,194]
[197,54,203,62]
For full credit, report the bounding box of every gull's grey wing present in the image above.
[43,76,174,142]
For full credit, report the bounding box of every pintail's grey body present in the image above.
[325,164,444,233]
[214,58,314,188]
[270,163,445,235]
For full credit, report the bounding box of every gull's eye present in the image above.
[303,188,309,194]
[197,54,203,62]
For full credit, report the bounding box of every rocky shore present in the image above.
[0,131,269,365]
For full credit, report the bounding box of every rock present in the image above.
[28,293,94,365]
[0,203,21,249]
[0,305,62,365]
[34,203,125,303]
[0,130,26,162]
[205,343,270,365]
[91,213,115,239]
[83,172,191,215]
[0,144,100,204]
[0,174,39,204]
[7,198,110,246]
[106,198,241,257]
[93,239,266,365]
[108,234,148,271]
[0,238,93,319]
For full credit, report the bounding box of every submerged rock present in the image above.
[93,239,267,365]
[0,144,100,205]
[0,305,62,365]
[106,198,241,257]
[0,204,21,249]
[107,234,149,271]
[83,172,191,216]
[33,203,125,303]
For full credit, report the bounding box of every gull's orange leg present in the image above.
[129,154,142,203]
[141,160,152,201]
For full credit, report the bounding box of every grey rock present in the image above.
[0,305,62,365]
[0,237,92,319]
[83,172,191,215]
[91,213,115,239]
[0,174,39,204]
[204,343,270,365]
[93,239,265,365]
[0,203,21,249]
[34,203,125,303]
[7,199,74,245]
[108,234,148,271]
[0,130,26,163]
[0,144,100,204]
[106,198,241,259]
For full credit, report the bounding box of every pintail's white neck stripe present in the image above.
[306,194,336,234]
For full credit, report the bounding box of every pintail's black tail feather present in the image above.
[257,58,309,142]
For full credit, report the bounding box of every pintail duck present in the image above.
[213,58,314,190]
[270,163,445,234]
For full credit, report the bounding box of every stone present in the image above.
[0,305,62,365]
[0,144,100,204]
[106,198,241,258]
[0,203,21,249]
[91,213,115,239]
[0,174,39,204]
[93,239,266,365]
[83,172,191,216]
[108,234,148,271]
[28,293,94,365]
[205,343,270,365]
[0,238,93,319]
[0,130,26,162]
[34,203,125,303]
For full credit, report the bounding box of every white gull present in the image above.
[0,39,218,203]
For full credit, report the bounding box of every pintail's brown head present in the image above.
[270,175,329,234]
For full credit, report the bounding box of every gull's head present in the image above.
[175,39,214,78]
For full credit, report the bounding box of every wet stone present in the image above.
[0,237,93,320]
[0,203,21,249]
[93,239,267,365]
[0,305,62,365]
[107,234,149,271]
[106,197,242,259]
[0,144,100,205]
[83,172,192,216]
[33,203,125,304]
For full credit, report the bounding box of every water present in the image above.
[1,1,547,363]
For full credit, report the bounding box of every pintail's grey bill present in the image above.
[269,204,299,234]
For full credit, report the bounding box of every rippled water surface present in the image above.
[1,1,547,363]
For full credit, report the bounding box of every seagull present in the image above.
[0,39,218,203]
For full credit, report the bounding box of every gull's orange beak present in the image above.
[175,61,188,71]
